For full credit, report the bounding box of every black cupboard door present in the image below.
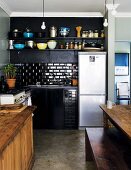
[31,88,48,129]
[47,89,64,129]
[31,88,64,129]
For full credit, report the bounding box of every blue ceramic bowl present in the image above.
[14,44,25,49]
[23,32,34,38]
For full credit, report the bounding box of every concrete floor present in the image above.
[32,130,95,170]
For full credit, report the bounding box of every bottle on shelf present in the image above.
[100,30,105,38]
[76,26,82,37]
[82,31,87,38]
[88,30,94,38]
[78,42,82,50]
[82,40,86,49]
[69,42,74,49]
[65,42,69,49]
[59,44,64,49]
[94,30,99,38]
[74,42,78,50]
[59,40,65,49]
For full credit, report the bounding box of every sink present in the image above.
[41,85,63,87]
[29,85,42,87]
[29,85,64,88]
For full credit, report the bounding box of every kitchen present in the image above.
[0,0,131,169]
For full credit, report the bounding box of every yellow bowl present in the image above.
[37,43,47,50]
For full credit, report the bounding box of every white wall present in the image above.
[106,11,115,102]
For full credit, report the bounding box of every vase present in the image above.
[6,79,16,89]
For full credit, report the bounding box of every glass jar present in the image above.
[94,30,99,38]
[82,31,87,38]
[85,31,88,37]
[88,30,93,38]
[78,42,82,50]
[100,30,105,38]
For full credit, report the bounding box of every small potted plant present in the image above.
[2,64,17,89]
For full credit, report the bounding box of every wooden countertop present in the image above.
[0,105,36,153]
[100,104,131,139]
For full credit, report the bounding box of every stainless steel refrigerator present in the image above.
[78,52,106,127]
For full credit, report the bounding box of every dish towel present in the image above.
[27,96,32,106]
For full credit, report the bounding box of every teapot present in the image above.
[59,27,70,37]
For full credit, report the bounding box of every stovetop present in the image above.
[0,86,31,105]
[0,87,30,95]
[4,89,25,95]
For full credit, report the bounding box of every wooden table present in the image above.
[100,104,131,140]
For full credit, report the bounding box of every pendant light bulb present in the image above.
[41,21,46,30]
[103,19,108,27]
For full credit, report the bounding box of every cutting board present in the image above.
[0,104,27,113]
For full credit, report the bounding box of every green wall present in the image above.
[115,17,131,103]
[0,6,10,73]
[115,42,130,102]
[115,18,131,41]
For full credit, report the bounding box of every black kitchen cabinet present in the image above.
[47,89,64,129]
[64,89,78,129]
[31,88,48,129]
[31,88,64,129]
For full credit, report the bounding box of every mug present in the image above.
[107,100,113,109]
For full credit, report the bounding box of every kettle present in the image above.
[50,26,57,37]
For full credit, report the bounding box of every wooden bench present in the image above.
[85,127,130,170]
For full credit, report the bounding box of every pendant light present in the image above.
[103,0,108,27]
[111,0,117,15]
[106,0,119,16]
[41,0,46,30]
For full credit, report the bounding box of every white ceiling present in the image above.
[1,0,131,17]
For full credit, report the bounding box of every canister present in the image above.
[50,26,57,37]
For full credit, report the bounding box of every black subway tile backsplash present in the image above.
[15,63,78,87]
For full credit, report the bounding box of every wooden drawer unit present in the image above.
[0,107,35,170]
